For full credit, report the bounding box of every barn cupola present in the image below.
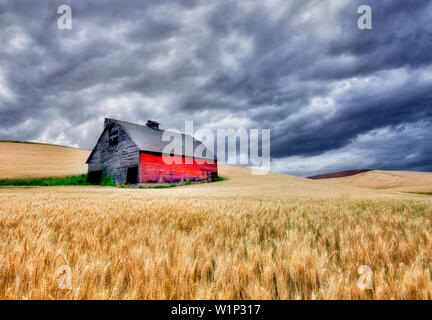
[146,120,160,130]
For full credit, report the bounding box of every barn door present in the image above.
[126,166,138,184]
[87,170,103,184]
[211,172,218,181]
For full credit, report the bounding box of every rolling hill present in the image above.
[308,170,372,179]
[1,140,431,196]
[0,140,379,198]
[314,169,432,193]
[0,140,90,179]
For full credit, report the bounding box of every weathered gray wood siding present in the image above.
[87,123,140,185]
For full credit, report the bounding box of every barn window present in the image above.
[109,127,119,147]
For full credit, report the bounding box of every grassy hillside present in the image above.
[0,141,90,179]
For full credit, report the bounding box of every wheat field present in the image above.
[0,142,432,299]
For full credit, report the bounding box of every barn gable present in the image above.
[86,121,140,184]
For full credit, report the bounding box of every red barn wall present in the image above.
[139,152,218,183]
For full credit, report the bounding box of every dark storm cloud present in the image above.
[276,120,432,177]
[0,0,431,175]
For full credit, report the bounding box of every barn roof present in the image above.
[86,118,216,163]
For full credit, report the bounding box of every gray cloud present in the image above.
[0,0,431,175]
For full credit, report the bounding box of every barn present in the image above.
[86,118,218,185]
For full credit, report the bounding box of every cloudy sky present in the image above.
[0,0,431,176]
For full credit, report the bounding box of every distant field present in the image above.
[0,141,432,299]
[0,141,90,179]
[316,170,432,193]
[308,169,372,179]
